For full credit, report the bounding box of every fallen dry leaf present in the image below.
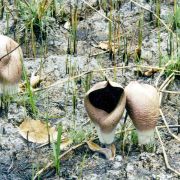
[30,72,42,88]
[98,41,109,50]
[87,141,102,151]
[134,68,159,78]
[110,143,116,160]
[143,68,159,77]
[87,141,116,160]
[18,118,58,144]
[92,41,119,54]
[18,82,26,93]
[61,138,73,151]
[64,21,70,30]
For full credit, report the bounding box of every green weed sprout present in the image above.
[52,124,62,176]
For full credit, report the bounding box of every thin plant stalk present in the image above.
[52,0,57,18]
[25,29,30,57]
[71,0,78,55]
[135,14,143,63]
[108,0,113,62]
[72,84,77,115]
[113,65,117,81]
[84,72,92,92]
[174,0,177,14]
[31,22,36,57]
[52,125,62,176]
[0,0,4,20]
[117,16,121,57]
[6,11,10,34]
[123,37,128,65]
[22,60,38,116]
[157,20,162,67]
[155,0,161,27]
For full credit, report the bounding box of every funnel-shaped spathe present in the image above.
[0,35,23,95]
[125,81,159,144]
[84,81,126,144]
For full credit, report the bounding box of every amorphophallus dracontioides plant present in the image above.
[84,80,126,145]
[0,35,23,109]
[125,81,160,145]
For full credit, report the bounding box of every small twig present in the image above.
[159,90,180,94]
[155,127,180,176]
[178,113,180,134]
[7,158,14,173]
[157,125,180,129]
[159,73,174,91]
[158,73,174,106]
[82,119,90,126]
[23,0,30,8]
[155,68,165,88]
[159,109,180,142]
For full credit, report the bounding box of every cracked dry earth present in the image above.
[0,0,180,179]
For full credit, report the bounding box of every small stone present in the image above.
[108,169,120,176]
[141,49,153,60]
[8,103,27,124]
[64,21,70,30]
[54,69,60,77]
[113,161,122,169]
[126,163,134,172]
[115,155,123,162]
[84,173,99,180]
